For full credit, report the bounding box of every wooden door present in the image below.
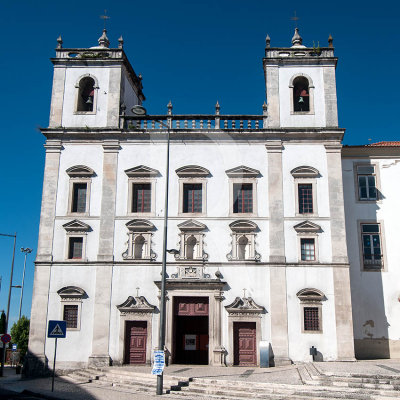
[125,321,147,364]
[234,322,256,366]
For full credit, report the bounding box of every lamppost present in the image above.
[19,248,32,320]
[131,105,171,395]
[0,232,17,377]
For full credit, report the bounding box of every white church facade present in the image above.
[25,28,400,375]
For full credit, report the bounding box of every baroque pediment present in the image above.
[225,297,265,315]
[63,220,91,232]
[125,165,160,177]
[290,166,319,178]
[126,219,155,232]
[225,165,260,178]
[117,296,156,313]
[176,165,210,177]
[66,165,95,177]
[229,220,258,232]
[293,220,321,233]
[297,288,326,302]
[178,219,207,232]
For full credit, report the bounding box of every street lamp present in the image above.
[132,105,171,395]
[0,232,17,377]
[19,248,32,320]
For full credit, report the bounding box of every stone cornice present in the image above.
[342,146,400,158]
[155,279,226,291]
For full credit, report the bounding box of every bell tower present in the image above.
[263,29,338,128]
[49,30,145,129]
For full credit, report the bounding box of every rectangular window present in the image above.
[63,305,78,329]
[68,237,83,259]
[132,183,151,213]
[304,307,319,331]
[71,183,87,213]
[298,184,313,214]
[301,238,315,261]
[357,165,377,200]
[233,183,253,213]
[183,184,202,213]
[361,223,382,269]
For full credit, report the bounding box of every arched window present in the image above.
[186,235,197,259]
[134,235,145,259]
[77,77,95,112]
[237,236,248,260]
[293,76,310,112]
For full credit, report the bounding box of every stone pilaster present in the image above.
[97,140,120,262]
[265,66,280,128]
[49,67,66,127]
[325,144,355,360]
[89,140,119,367]
[107,68,122,128]
[266,142,290,365]
[212,291,225,366]
[323,67,339,127]
[36,140,63,262]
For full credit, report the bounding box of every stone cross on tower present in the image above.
[100,10,110,30]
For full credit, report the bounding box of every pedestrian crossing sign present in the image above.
[47,320,67,338]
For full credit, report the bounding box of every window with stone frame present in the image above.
[176,165,210,216]
[63,305,79,329]
[294,220,321,263]
[227,220,261,262]
[62,220,91,261]
[226,166,260,217]
[175,220,208,261]
[297,288,325,334]
[123,219,157,261]
[361,223,383,269]
[57,286,87,331]
[356,164,378,201]
[125,165,160,216]
[289,74,315,115]
[66,165,95,216]
[291,166,319,216]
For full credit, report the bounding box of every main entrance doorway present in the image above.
[124,321,147,364]
[233,322,256,366]
[173,297,209,364]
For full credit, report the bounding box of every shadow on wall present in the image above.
[346,166,390,359]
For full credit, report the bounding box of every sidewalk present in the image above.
[1,360,400,400]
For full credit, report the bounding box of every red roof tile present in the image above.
[367,141,400,147]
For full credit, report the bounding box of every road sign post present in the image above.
[47,320,66,392]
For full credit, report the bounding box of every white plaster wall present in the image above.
[44,265,96,362]
[61,67,113,127]
[114,142,270,263]
[282,144,330,217]
[286,267,337,361]
[279,66,326,127]
[55,144,104,217]
[343,157,400,341]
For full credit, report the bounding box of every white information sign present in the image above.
[151,350,165,375]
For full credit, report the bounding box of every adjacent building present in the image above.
[24,28,400,375]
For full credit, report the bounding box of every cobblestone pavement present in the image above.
[1,360,400,400]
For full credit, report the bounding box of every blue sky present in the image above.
[0,0,399,329]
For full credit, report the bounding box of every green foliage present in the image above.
[0,311,5,333]
[10,316,30,358]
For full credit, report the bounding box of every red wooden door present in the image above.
[234,322,256,366]
[125,321,147,364]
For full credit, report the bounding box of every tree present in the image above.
[10,316,30,358]
[0,311,5,333]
